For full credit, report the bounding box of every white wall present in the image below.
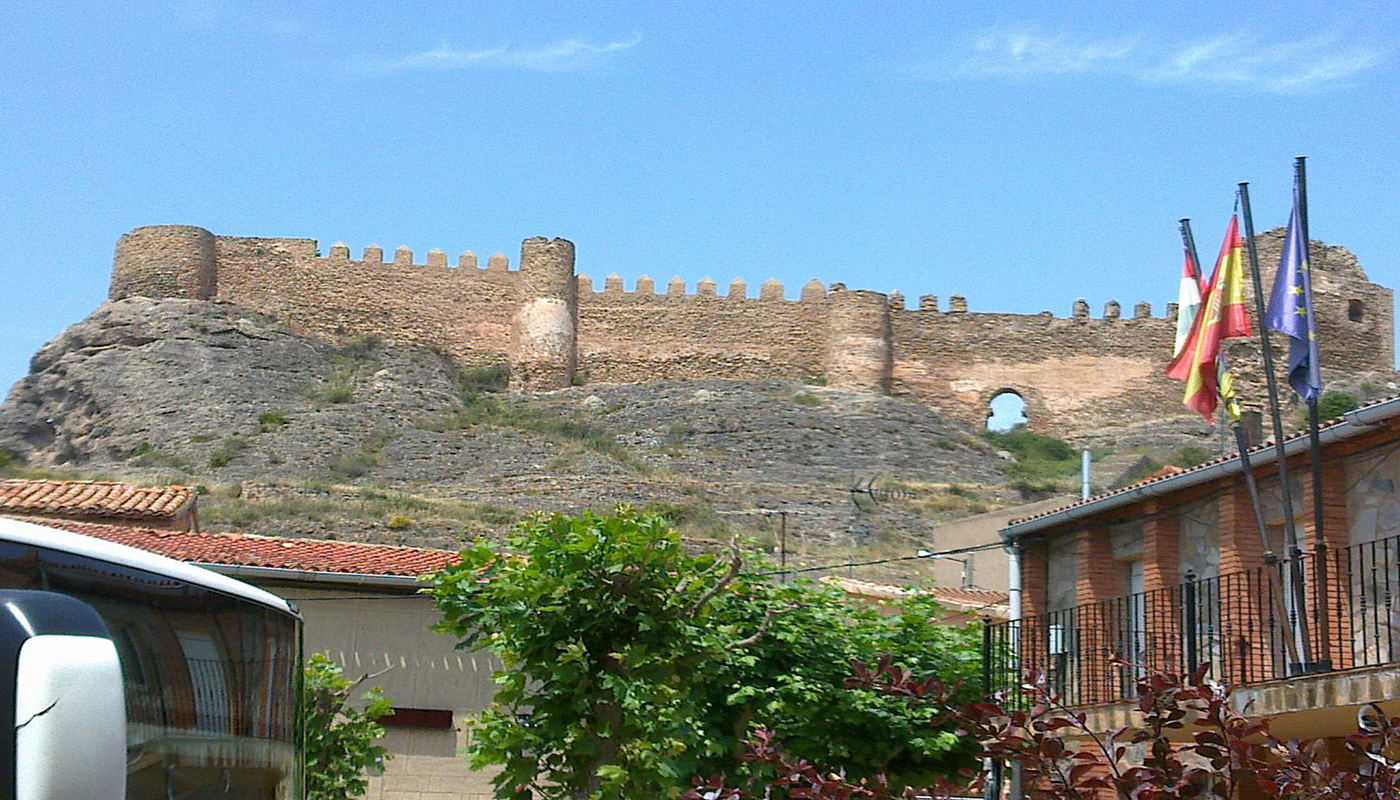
[274,584,502,800]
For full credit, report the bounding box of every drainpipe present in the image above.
[1005,541,1024,799]
[1081,450,1091,501]
[1006,542,1022,623]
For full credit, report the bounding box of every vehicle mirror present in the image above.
[0,590,125,800]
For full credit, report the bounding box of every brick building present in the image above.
[992,395,1400,759]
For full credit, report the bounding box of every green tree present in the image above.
[426,507,981,800]
[697,580,981,786]
[303,653,393,800]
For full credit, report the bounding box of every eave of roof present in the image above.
[35,519,458,580]
[1001,395,1400,540]
[0,516,296,615]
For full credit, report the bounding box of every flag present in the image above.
[1265,189,1322,403]
[1165,215,1251,422]
[1173,249,1205,357]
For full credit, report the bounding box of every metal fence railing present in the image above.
[984,532,1400,707]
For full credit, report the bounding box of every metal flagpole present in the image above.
[1296,155,1331,669]
[1296,158,1324,549]
[1181,218,1275,563]
[1239,182,1312,671]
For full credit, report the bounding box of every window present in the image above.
[382,707,454,730]
[1349,299,1365,322]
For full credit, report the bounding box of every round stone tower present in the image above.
[824,288,893,394]
[109,225,217,301]
[509,237,577,390]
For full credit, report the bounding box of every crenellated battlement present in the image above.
[320,240,517,273]
[577,274,832,302]
[106,224,1395,435]
[571,269,1171,324]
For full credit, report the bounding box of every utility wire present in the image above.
[289,540,1012,600]
[759,540,1006,577]
[292,593,428,601]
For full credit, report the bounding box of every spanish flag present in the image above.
[1164,215,1251,422]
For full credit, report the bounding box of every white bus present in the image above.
[0,517,302,799]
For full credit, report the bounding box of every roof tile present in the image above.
[28,518,459,578]
[824,576,1009,618]
[0,479,196,521]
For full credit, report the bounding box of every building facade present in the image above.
[992,396,1400,771]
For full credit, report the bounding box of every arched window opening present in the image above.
[1349,299,1365,322]
[987,391,1028,432]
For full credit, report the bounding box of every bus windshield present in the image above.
[0,538,301,799]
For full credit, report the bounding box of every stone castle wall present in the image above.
[108,224,1395,436]
[576,279,830,385]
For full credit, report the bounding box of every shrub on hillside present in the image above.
[1318,390,1360,421]
[985,425,1081,489]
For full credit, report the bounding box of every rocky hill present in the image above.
[0,297,1061,583]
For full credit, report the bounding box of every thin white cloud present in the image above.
[961,29,1139,77]
[1146,34,1384,93]
[915,26,1383,93]
[372,34,642,73]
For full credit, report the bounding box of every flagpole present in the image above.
[1296,157,1324,551]
[1296,155,1331,669]
[1181,218,1275,563]
[1239,182,1312,671]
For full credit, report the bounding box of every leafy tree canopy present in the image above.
[303,653,393,800]
[427,507,982,800]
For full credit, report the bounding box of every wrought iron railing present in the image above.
[984,532,1400,707]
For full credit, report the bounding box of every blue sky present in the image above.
[2,1,1398,394]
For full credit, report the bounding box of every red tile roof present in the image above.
[1143,465,1187,481]
[824,576,1010,619]
[29,519,458,579]
[13,515,1008,613]
[0,479,195,521]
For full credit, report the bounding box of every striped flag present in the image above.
[1164,215,1252,422]
[1173,249,1205,357]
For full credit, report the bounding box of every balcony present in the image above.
[984,532,1400,711]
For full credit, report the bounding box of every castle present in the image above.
[108,225,1395,437]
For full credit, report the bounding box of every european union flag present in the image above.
[1265,189,1321,403]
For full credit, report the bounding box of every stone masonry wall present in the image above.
[130,234,525,367]
[577,278,830,385]
[893,309,1181,431]
[107,224,1395,438]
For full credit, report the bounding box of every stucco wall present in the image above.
[1046,533,1079,612]
[279,586,500,800]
